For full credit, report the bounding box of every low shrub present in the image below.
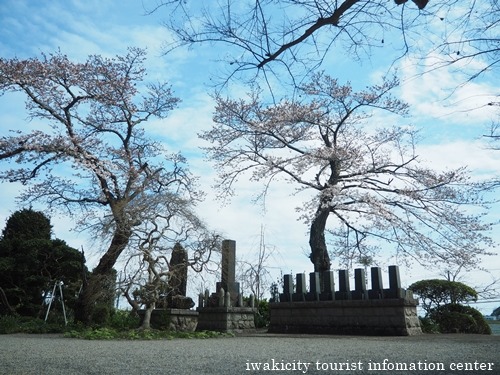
[108,309,140,330]
[254,300,270,328]
[418,316,440,334]
[91,304,112,326]
[429,303,491,334]
[0,315,19,334]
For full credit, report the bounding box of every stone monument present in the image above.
[167,242,194,309]
[197,239,256,333]
[138,242,197,331]
[269,265,422,336]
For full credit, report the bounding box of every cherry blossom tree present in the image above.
[0,48,202,323]
[201,72,493,272]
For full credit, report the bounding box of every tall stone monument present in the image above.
[196,239,256,333]
[216,239,240,306]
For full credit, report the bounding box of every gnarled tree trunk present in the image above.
[75,226,132,325]
[309,206,331,273]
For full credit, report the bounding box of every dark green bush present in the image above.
[91,304,112,326]
[0,315,66,334]
[418,316,440,334]
[108,309,140,330]
[254,300,270,328]
[409,279,478,317]
[0,315,19,334]
[429,303,491,334]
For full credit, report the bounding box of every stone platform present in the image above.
[268,298,421,336]
[138,308,198,331]
[196,306,256,333]
[268,266,422,336]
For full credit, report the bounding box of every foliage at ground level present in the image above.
[419,304,491,335]
[0,310,233,340]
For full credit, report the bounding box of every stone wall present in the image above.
[138,308,198,332]
[268,298,421,336]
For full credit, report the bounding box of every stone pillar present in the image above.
[369,267,384,299]
[216,239,240,305]
[386,265,405,298]
[307,272,320,301]
[218,288,225,307]
[204,289,210,306]
[166,242,189,308]
[353,268,368,300]
[336,269,351,300]
[221,240,236,286]
[320,271,335,301]
[280,274,294,302]
[293,273,306,301]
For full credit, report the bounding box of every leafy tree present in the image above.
[150,1,497,87]
[0,48,201,323]
[2,208,52,241]
[408,279,478,317]
[0,209,86,317]
[201,72,492,272]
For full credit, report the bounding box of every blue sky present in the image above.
[0,0,499,313]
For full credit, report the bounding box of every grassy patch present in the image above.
[64,328,233,340]
[1,313,233,340]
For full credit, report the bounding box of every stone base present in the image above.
[197,307,256,333]
[268,298,422,336]
[138,308,198,332]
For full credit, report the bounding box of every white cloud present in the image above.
[398,53,498,126]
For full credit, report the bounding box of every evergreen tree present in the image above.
[0,209,86,317]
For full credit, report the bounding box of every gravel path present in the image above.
[0,333,499,375]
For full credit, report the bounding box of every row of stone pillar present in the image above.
[279,265,407,302]
[198,288,256,308]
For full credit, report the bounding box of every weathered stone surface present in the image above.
[197,306,256,333]
[138,308,198,332]
[268,298,422,336]
[196,239,256,333]
[170,295,195,309]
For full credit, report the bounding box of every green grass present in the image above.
[64,328,233,340]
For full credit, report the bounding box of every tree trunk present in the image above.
[140,302,155,330]
[74,226,132,325]
[0,287,16,315]
[308,206,331,273]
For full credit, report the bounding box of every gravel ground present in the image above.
[0,333,499,375]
